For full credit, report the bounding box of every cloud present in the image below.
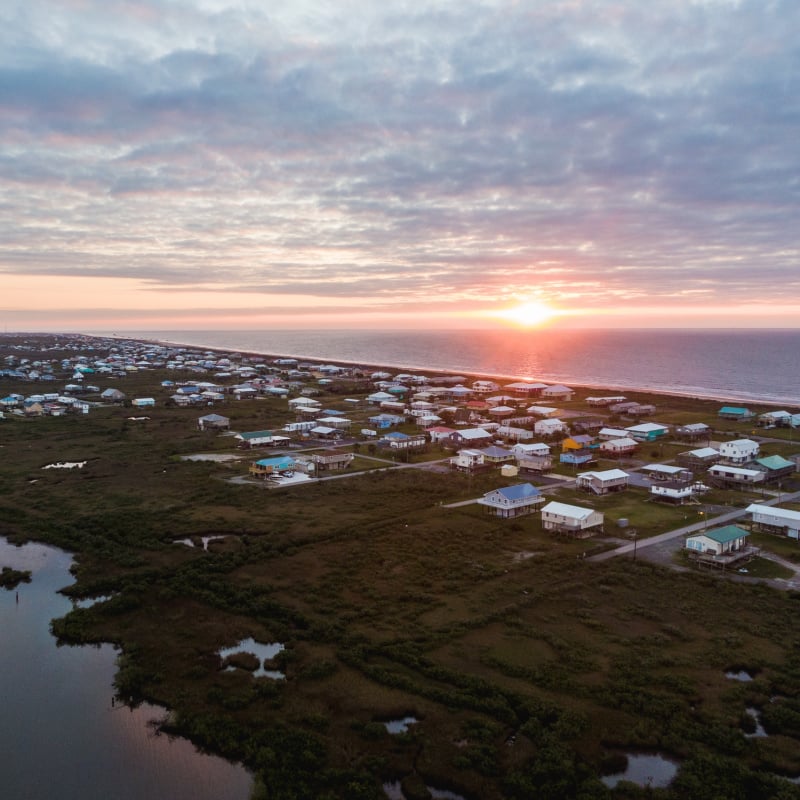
[0,0,798,325]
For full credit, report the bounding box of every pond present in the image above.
[725,669,754,681]
[383,716,418,734]
[175,535,230,550]
[600,753,679,789]
[745,707,767,738]
[0,537,253,800]
[218,638,286,679]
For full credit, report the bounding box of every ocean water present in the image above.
[119,328,800,406]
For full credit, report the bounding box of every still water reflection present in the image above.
[0,538,252,800]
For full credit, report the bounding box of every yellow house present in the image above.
[561,435,595,452]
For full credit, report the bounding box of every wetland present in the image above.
[2,333,800,799]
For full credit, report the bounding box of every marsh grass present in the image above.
[3,338,800,798]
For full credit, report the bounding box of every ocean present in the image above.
[115,328,800,406]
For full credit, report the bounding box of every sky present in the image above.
[1,0,798,332]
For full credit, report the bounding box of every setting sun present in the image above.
[494,300,557,328]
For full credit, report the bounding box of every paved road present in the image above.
[589,488,800,570]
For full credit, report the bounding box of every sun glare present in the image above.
[496,301,556,328]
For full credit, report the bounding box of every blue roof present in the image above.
[480,446,512,457]
[495,483,541,501]
[255,456,294,468]
[384,431,409,440]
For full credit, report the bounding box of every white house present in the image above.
[685,525,750,558]
[448,428,494,447]
[289,396,322,408]
[511,442,551,458]
[599,437,639,456]
[526,405,560,418]
[496,425,534,442]
[598,427,631,441]
[450,449,485,471]
[576,469,630,495]
[650,481,705,504]
[236,430,291,447]
[315,416,352,430]
[746,504,800,540]
[642,464,693,482]
[586,396,627,406]
[427,426,456,443]
[534,418,568,436]
[625,422,670,441]
[541,384,574,401]
[708,464,765,486]
[541,501,604,537]
[131,397,155,408]
[677,447,721,469]
[719,438,759,465]
[477,483,544,518]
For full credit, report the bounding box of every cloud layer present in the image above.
[1,0,798,326]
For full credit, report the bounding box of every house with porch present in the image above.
[505,381,548,396]
[650,480,706,504]
[541,384,574,401]
[381,431,427,450]
[197,413,231,431]
[718,438,759,465]
[572,418,605,434]
[625,422,670,441]
[450,449,486,472]
[477,483,544,518]
[586,396,627,406]
[309,425,340,439]
[511,442,550,458]
[753,455,796,483]
[512,442,552,472]
[534,418,568,436]
[236,430,291,448]
[427,425,456,443]
[541,502,604,537]
[448,428,494,448]
[677,447,721,470]
[642,464,693,482]
[309,452,354,472]
[368,413,406,429]
[598,427,630,441]
[685,525,754,567]
[496,425,534,442]
[718,406,754,421]
[599,437,639,457]
[746,504,800,540]
[708,464,765,488]
[526,405,561,418]
[249,455,296,479]
[675,423,711,442]
[758,410,792,427]
[479,445,515,464]
[560,450,595,466]
[576,469,630,495]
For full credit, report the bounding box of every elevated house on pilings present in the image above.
[684,525,757,569]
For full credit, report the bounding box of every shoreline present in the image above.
[131,332,797,410]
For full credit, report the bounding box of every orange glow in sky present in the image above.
[487,300,560,328]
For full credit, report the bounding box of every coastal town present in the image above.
[3,332,800,799]
[3,333,799,579]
